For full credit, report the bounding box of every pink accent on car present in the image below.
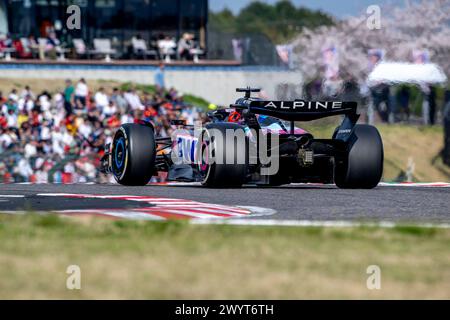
[261,127,308,135]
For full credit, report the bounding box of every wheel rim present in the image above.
[197,131,213,183]
[112,133,128,179]
[115,138,125,169]
[199,140,209,172]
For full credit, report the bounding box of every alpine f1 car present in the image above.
[101,88,383,189]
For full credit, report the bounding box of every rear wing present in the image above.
[231,100,358,122]
[228,88,360,141]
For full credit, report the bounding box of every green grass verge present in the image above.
[0,214,449,299]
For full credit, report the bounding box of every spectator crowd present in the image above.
[0,79,204,183]
[0,31,204,62]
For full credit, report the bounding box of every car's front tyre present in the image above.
[111,123,156,186]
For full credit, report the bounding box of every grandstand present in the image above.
[0,0,209,63]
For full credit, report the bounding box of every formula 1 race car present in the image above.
[101,88,383,189]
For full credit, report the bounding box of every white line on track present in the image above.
[0,195,25,198]
[193,218,450,229]
[59,209,165,220]
[379,182,450,187]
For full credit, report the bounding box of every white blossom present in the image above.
[291,0,450,83]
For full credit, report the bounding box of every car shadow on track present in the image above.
[148,183,338,190]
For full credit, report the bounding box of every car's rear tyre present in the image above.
[112,123,156,186]
[198,123,248,187]
[334,124,383,189]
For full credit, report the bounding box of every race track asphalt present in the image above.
[0,183,449,223]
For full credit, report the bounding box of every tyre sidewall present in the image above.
[335,125,384,189]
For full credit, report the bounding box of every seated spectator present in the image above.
[2,97,17,115]
[131,34,146,57]
[73,39,87,58]
[177,33,195,60]
[17,109,29,127]
[6,108,18,128]
[23,35,39,58]
[157,35,176,60]
[110,88,128,112]
[120,111,134,125]
[8,89,19,102]
[0,33,13,49]
[45,31,61,60]
[13,38,32,59]
[21,86,35,100]
[124,88,144,111]
[38,91,52,112]
[106,112,121,128]
[103,100,117,118]
[18,94,35,113]
[15,157,33,182]
[77,116,93,139]
[94,87,109,110]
